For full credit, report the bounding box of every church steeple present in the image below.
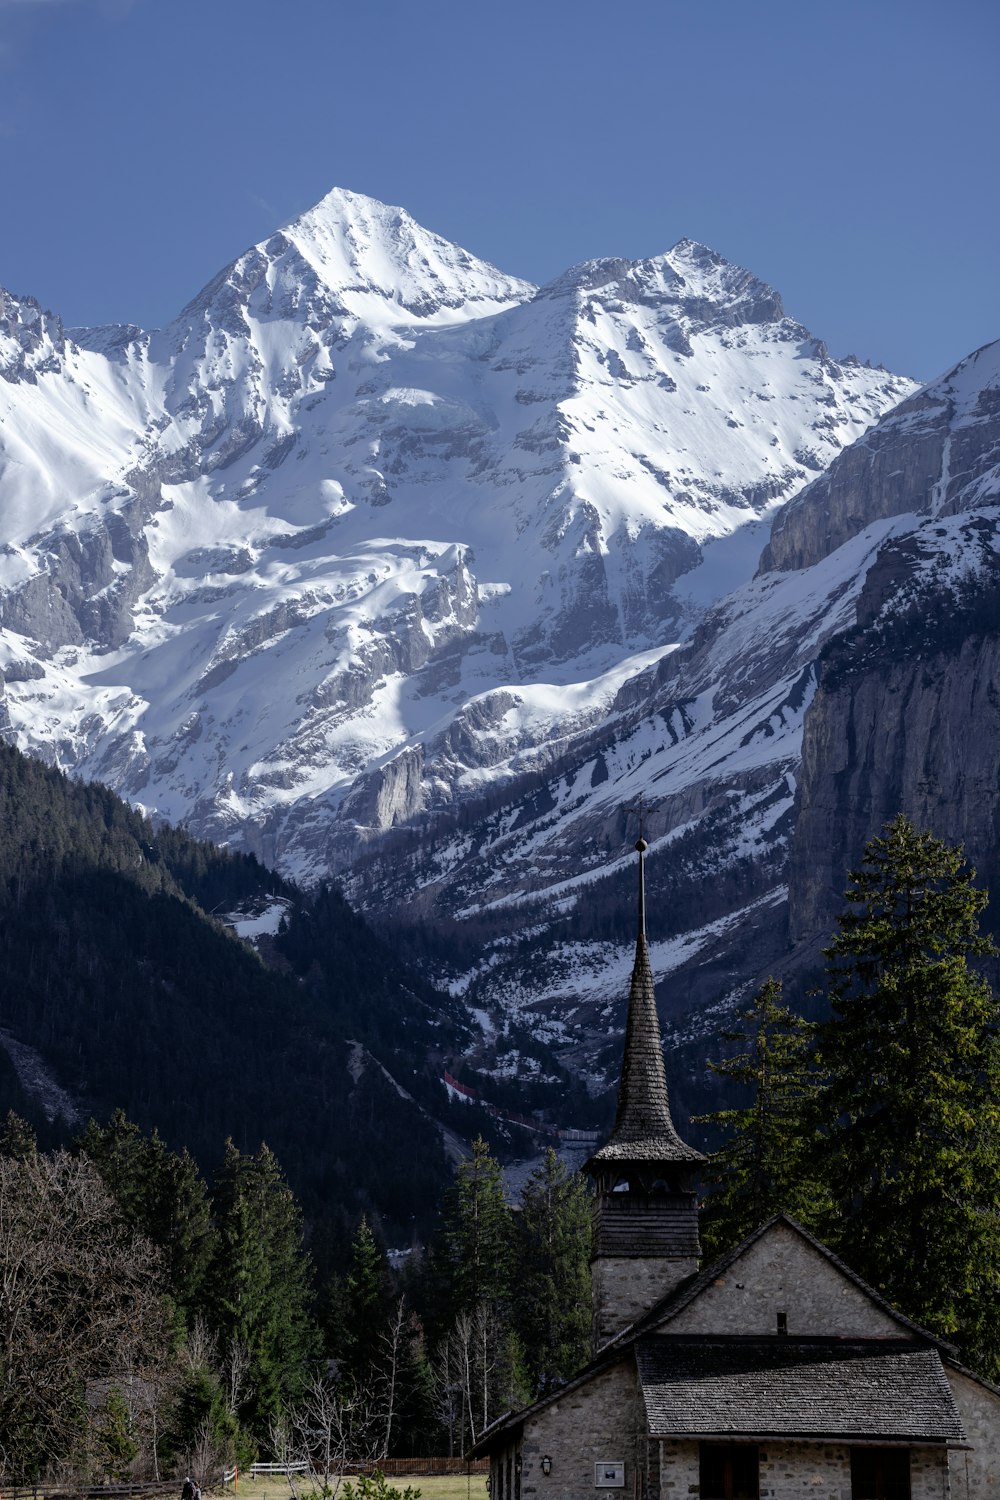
[594,834,703,1165]
[584,829,704,1348]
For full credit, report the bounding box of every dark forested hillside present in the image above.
[0,741,466,1248]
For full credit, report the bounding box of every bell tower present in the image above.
[584,831,704,1349]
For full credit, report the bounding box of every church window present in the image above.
[698,1443,759,1500]
[850,1448,911,1500]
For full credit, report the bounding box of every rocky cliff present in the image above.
[786,341,1000,944]
[343,338,1000,1098]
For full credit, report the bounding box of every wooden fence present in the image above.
[343,1460,488,1477]
[0,1486,178,1500]
[0,1459,488,1498]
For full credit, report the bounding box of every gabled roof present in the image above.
[636,1336,964,1442]
[597,1213,960,1359]
[469,1214,962,1458]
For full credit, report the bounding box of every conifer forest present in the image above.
[5,775,1000,1478]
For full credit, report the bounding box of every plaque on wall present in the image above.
[595,1463,625,1488]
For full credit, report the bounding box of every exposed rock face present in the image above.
[2,503,156,651]
[341,340,1000,1092]
[785,341,1000,945]
[763,341,1000,573]
[0,289,66,383]
[789,503,1000,946]
[792,629,1000,946]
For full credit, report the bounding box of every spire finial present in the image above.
[626,795,648,939]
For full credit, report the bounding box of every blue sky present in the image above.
[0,0,996,381]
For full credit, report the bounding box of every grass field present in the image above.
[223,1475,488,1500]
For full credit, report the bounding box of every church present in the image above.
[472,836,1000,1499]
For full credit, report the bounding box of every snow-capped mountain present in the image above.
[341,339,1000,1099]
[0,189,913,890]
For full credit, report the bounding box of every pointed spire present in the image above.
[589,831,703,1166]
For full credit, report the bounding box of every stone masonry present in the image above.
[660,1440,949,1500]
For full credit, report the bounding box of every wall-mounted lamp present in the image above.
[541,1457,553,1477]
[515,1455,523,1475]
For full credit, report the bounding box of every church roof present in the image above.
[468,1216,973,1459]
[587,836,704,1169]
[597,1214,960,1358]
[636,1336,964,1442]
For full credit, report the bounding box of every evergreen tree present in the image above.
[513,1149,591,1393]
[94,1384,138,1480]
[78,1111,216,1322]
[165,1363,254,1474]
[444,1137,512,1314]
[815,815,1000,1373]
[430,1138,527,1449]
[0,1108,38,1159]
[337,1216,392,1388]
[207,1142,320,1435]
[698,978,825,1257]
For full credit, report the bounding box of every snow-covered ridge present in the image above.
[342,337,999,1088]
[0,187,914,886]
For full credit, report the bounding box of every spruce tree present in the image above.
[815,815,1000,1372]
[432,1138,526,1447]
[78,1111,215,1322]
[445,1137,512,1313]
[513,1149,591,1393]
[94,1384,138,1480]
[0,1108,37,1159]
[698,978,825,1257]
[338,1216,392,1388]
[208,1141,320,1434]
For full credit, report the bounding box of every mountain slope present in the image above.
[342,339,1000,1106]
[0,738,473,1240]
[0,192,913,882]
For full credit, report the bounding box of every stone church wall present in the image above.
[664,1222,902,1339]
[659,1439,948,1499]
[944,1366,1000,1498]
[592,1254,698,1346]
[520,1360,639,1500]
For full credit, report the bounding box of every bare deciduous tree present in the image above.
[431,1301,517,1452]
[289,1368,388,1492]
[0,1150,171,1483]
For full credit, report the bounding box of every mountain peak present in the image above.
[659,239,786,325]
[275,185,534,323]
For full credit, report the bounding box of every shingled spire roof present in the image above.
[588,835,704,1166]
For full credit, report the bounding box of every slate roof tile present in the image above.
[636,1336,964,1441]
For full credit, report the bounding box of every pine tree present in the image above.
[513,1149,591,1393]
[94,1384,138,1480]
[815,815,1000,1372]
[338,1216,392,1388]
[698,978,825,1257]
[208,1142,320,1434]
[78,1111,215,1322]
[430,1138,526,1449]
[0,1108,37,1159]
[444,1137,512,1314]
